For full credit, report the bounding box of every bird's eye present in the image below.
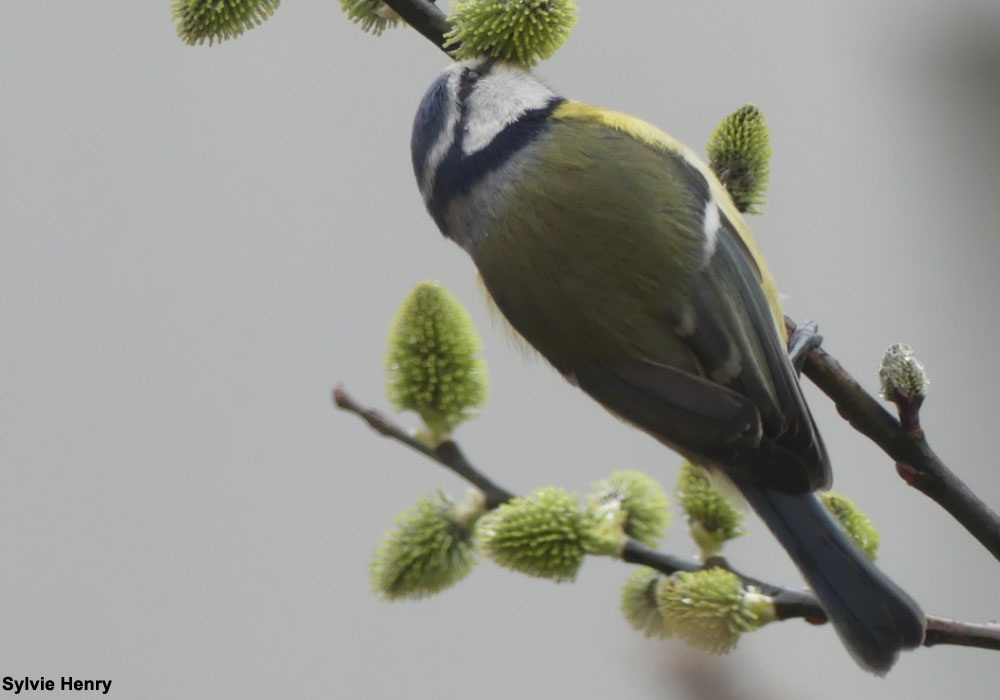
[457,66,483,102]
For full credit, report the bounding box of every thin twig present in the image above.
[381,0,450,54]
[924,617,1000,650]
[622,542,826,620]
[785,317,1000,563]
[332,385,513,508]
[334,385,998,651]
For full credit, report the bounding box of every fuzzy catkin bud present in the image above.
[820,492,880,561]
[477,487,586,582]
[586,471,670,547]
[445,0,578,66]
[371,490,482,600]
[385,282,488,443]
[675,462,745,557]
[879,343,928,403]
[171,0,281,45]
[707,105,772,214]
[339,0,405,35]
[621,568,672,638]
[655,568,774,654]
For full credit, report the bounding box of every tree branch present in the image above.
[785,317,1000,563]
[334,384,999,652]
[332,385,513,508]
[924,617,1000,651]
[381,0,450,54]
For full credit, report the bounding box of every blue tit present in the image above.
[410,58,925,673]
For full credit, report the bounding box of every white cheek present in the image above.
[462,119,504,156]
[461,71,554,155]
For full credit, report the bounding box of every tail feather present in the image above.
[730,473,925,673]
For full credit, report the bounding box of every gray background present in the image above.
[2,1,999,698]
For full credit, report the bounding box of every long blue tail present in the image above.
[730,473,925,673]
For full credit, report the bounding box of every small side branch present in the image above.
[332,385,513,508]
[380,0,450,53]
[786,317,1000,563]
[924,618,1000,651]
[335,384,998,651]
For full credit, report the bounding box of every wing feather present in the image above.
[476,107,829,491]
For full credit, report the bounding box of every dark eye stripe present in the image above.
[457,58,500,101]
[457,67,481,102]
[457,71,476,103]
[428,97,564,230]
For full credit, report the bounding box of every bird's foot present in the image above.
[788,320,823,374]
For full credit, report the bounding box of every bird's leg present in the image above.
[787,320,823,374]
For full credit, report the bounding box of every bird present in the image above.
[409,57,925,673]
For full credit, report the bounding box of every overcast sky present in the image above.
[2,2,999,699]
